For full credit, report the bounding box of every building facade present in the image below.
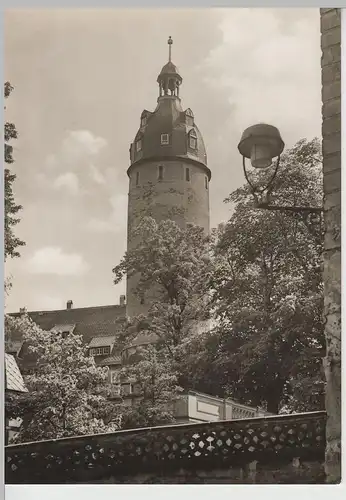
[320,8,341,484]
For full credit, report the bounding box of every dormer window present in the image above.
[161,133,169,145]
[189,130,197,149]
[136,139,142,152]
[90,346,111,356]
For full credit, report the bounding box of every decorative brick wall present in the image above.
[6,411,326,484]
[320,7,341,484]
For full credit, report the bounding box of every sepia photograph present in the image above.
[4,7,341,485]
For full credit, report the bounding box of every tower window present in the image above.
[141,116,147,127]
[136,139,142,152]
[158,165,164,181]
[205,176,208,189]
[189,130,197,149]
[161,134,169,145]
[136,171,140,186]
[186,167,190,182]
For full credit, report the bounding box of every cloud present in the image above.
[27,247,89,276]
[87,194,128,233]
[53,172,80,195]
[89,163,106,185]
[40,130,108,194]
[45,154,58,170]
[61,129,107,164]
[200,8,321,147]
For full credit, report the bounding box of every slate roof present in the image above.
[130,97,209,172]
[50,324,76,334]
[5,354,28,393]
[128,333,159,348]
[158,61,180,77]
[99,355,122,367]
[9,304,126,345]
[88,335,116,348]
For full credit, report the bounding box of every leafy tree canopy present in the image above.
[4,82,25,261]
[206,138,325,414]
[5,314,121,442]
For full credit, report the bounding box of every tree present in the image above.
[207,138,325,414]
[113,217,211,386]
[4,82,25,260]
[112,217,213,425]
[118,345,181,429]
[5,314,121,442]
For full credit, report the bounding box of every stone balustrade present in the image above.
[5,410,326,484]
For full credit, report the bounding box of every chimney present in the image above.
[19,307,27,315]
[119,295,126,306]
[66,300,73,310]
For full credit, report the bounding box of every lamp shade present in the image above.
[238,123,285,169]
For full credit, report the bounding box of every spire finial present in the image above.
[168,36,173,62]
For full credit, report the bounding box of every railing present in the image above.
[5,411,326,484]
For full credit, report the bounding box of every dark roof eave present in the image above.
[127,155,211,180]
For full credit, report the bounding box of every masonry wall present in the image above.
[85,458,325,484]
[320,7,341,484]
[126,158,210,318]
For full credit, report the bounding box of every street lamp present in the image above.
[238,123,323,214]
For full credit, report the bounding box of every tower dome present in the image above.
[128,36,210,178]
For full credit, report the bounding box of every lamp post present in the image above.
[237,123,323,214]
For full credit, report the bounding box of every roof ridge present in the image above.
[8,304,125,315]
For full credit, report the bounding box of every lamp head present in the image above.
[238,123,285,169]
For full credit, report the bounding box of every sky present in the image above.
[4,8,322,313]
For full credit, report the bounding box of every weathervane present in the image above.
[168,36,173,62]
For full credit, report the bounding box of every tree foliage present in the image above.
[207,138,325,414]
[4,82,25,260]
[113,217,211,361]
[118,345,181,429]
[113,217,211,424]
[5,314,121,442]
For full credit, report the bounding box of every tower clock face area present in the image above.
[126,37,211,318]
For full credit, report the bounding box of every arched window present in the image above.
[186,167,190,182]
[158,165,164,181]
[188,129,197,149]
[136,139,142,152]
[136,171,140,186]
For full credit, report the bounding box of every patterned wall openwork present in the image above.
[6,411,326,484]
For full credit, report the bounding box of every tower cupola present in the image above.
[157,37,182,98]
[129,37,210,172]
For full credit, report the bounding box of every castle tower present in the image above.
[126,37,211,318]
